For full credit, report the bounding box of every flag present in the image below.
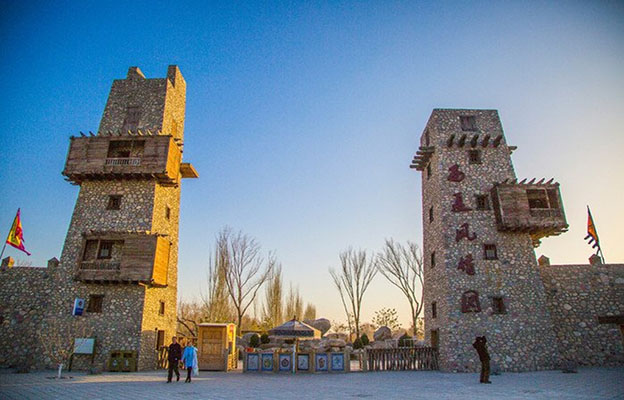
[584,206,600,254]
[6,208,31,256]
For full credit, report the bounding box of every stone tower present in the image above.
[410,109,567,372]
[57,66,198,370]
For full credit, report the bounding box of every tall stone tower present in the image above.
[410,109,567,372]
[58,66,198,370]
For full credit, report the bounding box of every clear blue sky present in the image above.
[1,1,623,327]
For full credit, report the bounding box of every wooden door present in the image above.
[431,329,439,349]
[199,327,225,370]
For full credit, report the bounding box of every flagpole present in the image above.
[0,210,14,261]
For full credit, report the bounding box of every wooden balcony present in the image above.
[75,232,170,285]
[63,134,181,185]
[491,181,568,246]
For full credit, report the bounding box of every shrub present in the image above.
[360,334,370,346]
[260,333,270,344]
[249,334,260,348]
[353,337,363,350]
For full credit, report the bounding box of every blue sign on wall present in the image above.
[72,298,85,316]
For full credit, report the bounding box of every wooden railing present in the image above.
[529,208,562,218]
[80,261,121,270]
[366,347,439,371]
[105,157,141,166]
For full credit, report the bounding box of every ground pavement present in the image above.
[0,366,623,399]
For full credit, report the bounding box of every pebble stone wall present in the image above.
[539,260,624,366]
[420,109,560,372]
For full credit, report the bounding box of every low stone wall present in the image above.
[539,262,624,366]
[0,262,56,370]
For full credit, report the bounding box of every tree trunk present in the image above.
[57,363,63,379]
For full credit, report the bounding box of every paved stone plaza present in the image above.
[0,367,622,399]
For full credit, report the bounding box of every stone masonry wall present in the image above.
[420,109,560,372]
[540,263,624,366]
[0,261,57,370]
[138,183,181,370]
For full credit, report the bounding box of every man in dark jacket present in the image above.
[472,336,491,384]
[167,336,182,382]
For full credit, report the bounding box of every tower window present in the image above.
[492,297,506,314]
[424,129,430,146]
[429,206,434,223]
[159,301,165,315]
[165,206,171,220]
[156,330,165,349]
[431,251,436,268]
[527,189,549,209]
[484,244,498,260]
[87,294,104,313]
[432,302,437,319]
[460,115,477,131]
[475,194,490,210]
[468,150,481,164]
[122,106,141,132]
[426,163,432,179]
[107,195,122,210]
[97,241,113,259]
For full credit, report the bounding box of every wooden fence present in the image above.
[157,346,169,369]
[365,347,439,371]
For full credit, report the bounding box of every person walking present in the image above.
[472,336,491,384]
[182,340,198,383]
[167,336,182,383]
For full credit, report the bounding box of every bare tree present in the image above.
[262,264,284,328]
[284,283,303,321]
[376,239,424,336]
[219,228,274,329]
[303,303,316,321]
[201,234,235,323]
[329,248,377,339]
[38,319,91,378]
[177,301,204,337]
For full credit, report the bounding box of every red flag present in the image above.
[6,209,31,256]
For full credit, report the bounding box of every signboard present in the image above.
[74,338,95,354]
[72,298,85,316]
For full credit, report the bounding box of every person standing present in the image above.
[167,337,182,383]
[472,336,491,384]
[181,340,198,383]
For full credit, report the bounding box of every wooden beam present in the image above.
[481,134,490,147]
[447,134,455,147]
[457,134,467,147]
[493,135,503,147]
[470,134,479,147]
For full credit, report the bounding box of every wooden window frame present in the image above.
[483,244,498,260]
[97,241,114,260]
[492,297,506,314]
[87,294,104,313]
[468,149,481,164]
[460,115,477,131]
[475,194,490,211]
[107,195,122,210]
[159,301,165,315]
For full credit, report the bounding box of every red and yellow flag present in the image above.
[584,206,600,254]
[6,209,31,256]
